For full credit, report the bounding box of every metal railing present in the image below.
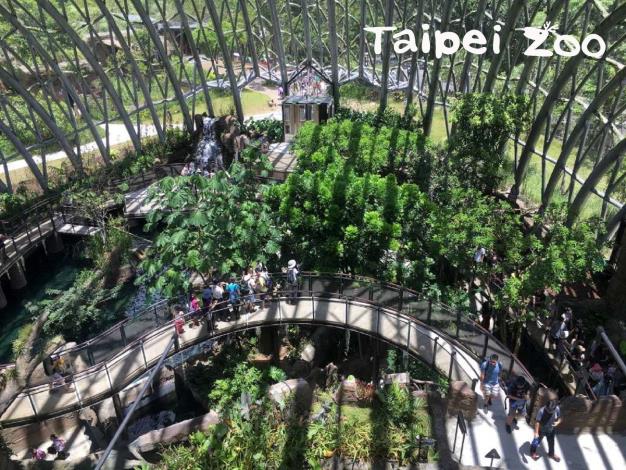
[0,291,481,426]
[0,196,62,275]
[0,163,183,275]
[12,272,533,387]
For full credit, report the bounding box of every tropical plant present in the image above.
[448,93,530,193]
[34,269,124,342]
[139,151,282,297]
[244,118,284,143]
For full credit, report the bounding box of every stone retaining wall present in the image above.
[529,387,626,433]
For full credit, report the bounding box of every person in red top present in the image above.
[174,309,185,335]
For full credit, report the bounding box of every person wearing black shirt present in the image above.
[505,375,529,434]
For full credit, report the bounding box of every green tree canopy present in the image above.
[448,93,530,194]
[139,150,281,296]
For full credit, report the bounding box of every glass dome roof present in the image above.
[0,0,624,236]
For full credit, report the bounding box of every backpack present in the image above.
[482,360,502,380]
[287,268,298,285]
[228,283,240,302]
[257,276,268,293]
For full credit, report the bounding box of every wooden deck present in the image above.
[125,143,296,217]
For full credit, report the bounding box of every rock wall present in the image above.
[529,387,626,433]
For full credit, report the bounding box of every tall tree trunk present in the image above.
[0,310,62,419]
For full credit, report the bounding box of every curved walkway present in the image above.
[16,273,533,387]
[0,294,480,426]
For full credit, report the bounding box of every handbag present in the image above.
[531,437,541,449]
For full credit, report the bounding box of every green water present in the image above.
[0,254,82,363]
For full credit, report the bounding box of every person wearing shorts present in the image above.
[506,375,529,433]
[480,354,503,409]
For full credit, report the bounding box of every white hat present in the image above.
[288,259,297,269]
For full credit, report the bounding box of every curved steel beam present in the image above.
[513,2,626,194]
[172,0,214,118]
[0,121,47,191]
[483,0,525,92]
[0,66,83,173]
[0,4,110,166]
[128,0,194,133]
[240,0,261,77]
[378,0,395,111]
[567,138,626,226]
[327,0,340,109]
[424,1,454,136]
[542,66,626,208]
[267,0,289,95]
[514,0,567,95]
[204,0,244,122]
[605,206,626,242]
[38,0,142,153]
[91,0,165,141]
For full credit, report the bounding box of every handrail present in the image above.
[95,333,176,470]
[2,272,533,395]
[597,327,626,378]
[0,293,482,426]
[18,271,530,379]
[0,163,183,275]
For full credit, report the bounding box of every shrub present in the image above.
[448,93,530,193]
[243,117,284,143]
[11,323,34,360]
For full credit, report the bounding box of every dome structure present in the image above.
[0,0,624,237]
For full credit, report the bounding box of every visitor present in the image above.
[480,353,503,410]
[42,355,55,377]
[31,448,46,461]
[530,399,561,462]
[174,309,185,335]
[548,312,571,356]
[278,86,284,100]
[605,364,617,395]
[202,284,214,330]
[570,340,586,370]
[52,355,67,375]
[589,362,604,384]
[242,270,257,314]
[590,344,611,368]
[286,259,299,305]
[505,375,529,433]
[47,434,67,460]
[255,267,269,309]
[474,247,486,263]
[189,294,201,327]
[226,277,241,320]
[0,233,8,260]
[212,278,225,323]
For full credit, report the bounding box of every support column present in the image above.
[378,0,395,113]
[173,365,194,404]
[327,0,340,109]
[46,233,64,254]
[0,285,7,310]
[111,393,124,423]
[8,263,27,290]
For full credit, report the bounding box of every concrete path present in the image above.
[0,296,479,425]
[5,123,164,173]
[448,389,626,469]
[6,110,282,175]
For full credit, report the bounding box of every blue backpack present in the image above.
[227,283,240,302]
